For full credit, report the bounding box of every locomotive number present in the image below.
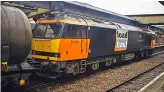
[71,40,79,44]
[116,40,128,48]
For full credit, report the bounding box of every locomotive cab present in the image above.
[32,15,91,71]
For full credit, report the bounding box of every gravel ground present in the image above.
[38,54,164,92]
[112,62,164,92]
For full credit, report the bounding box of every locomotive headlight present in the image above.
[54,53,60,58]
[32,50,35,54]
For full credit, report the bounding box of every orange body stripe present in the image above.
[36,19,91,26]
[114,48,127,51]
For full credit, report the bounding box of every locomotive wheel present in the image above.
[135,55,139,60]
[140,51,145,58]
[120,55,125,61]
[105,60,112,67]
[112,58,117,63]
[72,65,79,75]
[134,52,138,59]
[145,51,150,58]
[91,62,99,70]
[64,62,79,75]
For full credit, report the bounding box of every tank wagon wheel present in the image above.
[91,62,100,70]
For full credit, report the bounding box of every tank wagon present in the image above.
[1,5,32,86]
[31,12,156,75]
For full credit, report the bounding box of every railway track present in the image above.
[106,46,164,92]
[22,46,164,92]
[107,46,164,92]
[24,76,63,92]
[108,59,164,92]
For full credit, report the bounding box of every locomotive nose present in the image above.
[33,39,51,52]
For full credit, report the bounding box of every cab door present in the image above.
[81,26,90,58]
[58,24,90,61]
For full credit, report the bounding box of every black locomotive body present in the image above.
[88,26,154,58]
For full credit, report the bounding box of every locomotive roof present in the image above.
[37,12,154,34]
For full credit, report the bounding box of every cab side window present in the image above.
[81,26,88,38]
[65,25,81,38]
[64,24,88,38]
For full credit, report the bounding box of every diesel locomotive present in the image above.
[31,12,156,75]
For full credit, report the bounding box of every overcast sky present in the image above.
[74,0,164,15]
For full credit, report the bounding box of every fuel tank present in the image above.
[1,5,32,65]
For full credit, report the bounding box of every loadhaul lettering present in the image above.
[117,32,128,38]
[115,30,128,51]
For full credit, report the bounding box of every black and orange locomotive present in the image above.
[31,12,155,74]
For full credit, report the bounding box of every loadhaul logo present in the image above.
[114,30,128,51]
